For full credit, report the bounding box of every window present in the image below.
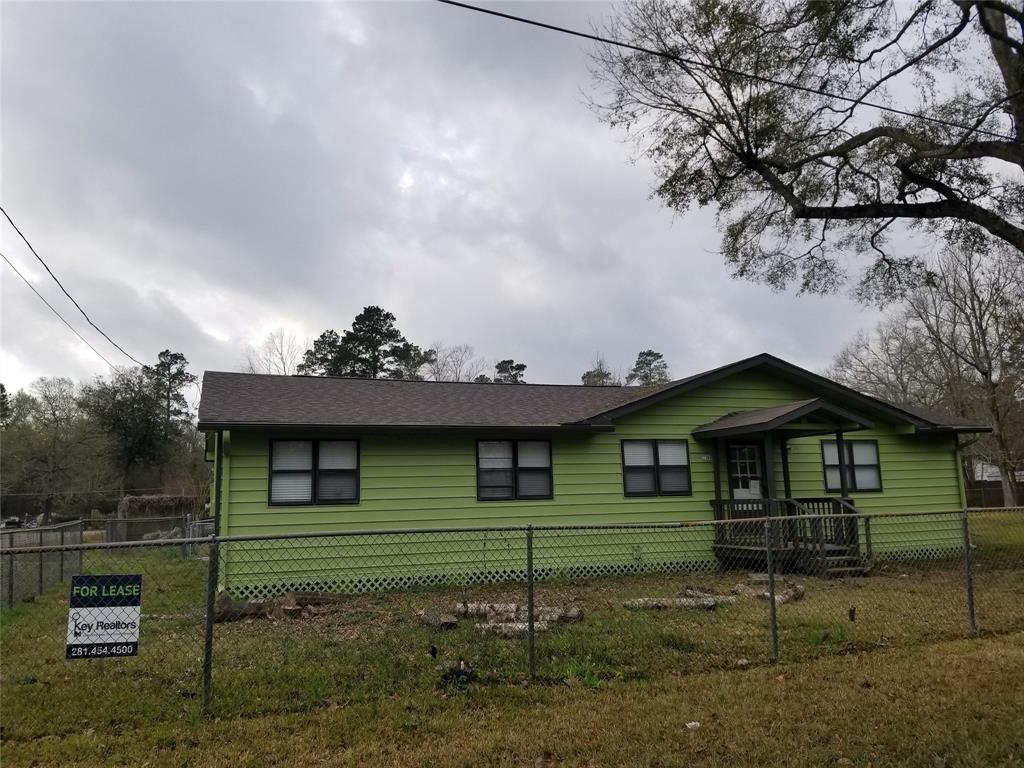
[269,440,359,505]
[477,440,552,501]
[821,439,882,493]
[622,440,691,496]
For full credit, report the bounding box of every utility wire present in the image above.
[1,251,116,368]
[433,0,1014,141]
[0,205,145,366]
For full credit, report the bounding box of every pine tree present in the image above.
[626,350,670,386]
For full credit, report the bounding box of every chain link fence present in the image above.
[1,520,84,609]
[1,508,1021,737]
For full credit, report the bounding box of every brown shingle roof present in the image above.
[197,372,668,430]
[197,354,991,434]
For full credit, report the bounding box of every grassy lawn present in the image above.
[2,539,1022,766]
[2,633,1022,767]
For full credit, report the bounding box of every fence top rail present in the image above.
[1,506,1015,555]
[104,515,198,522]
[0,518,84,535]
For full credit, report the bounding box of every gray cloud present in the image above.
[2,1,876,393]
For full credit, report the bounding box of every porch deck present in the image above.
[710,497,873,577]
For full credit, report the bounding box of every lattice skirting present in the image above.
[222,555,720,601]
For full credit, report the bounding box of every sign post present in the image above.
[66,575,142,659]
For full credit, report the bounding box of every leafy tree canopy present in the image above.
[591,0,1023,301]
[626,349,670,385]
[298,306,434,380]
[494,359,528,384]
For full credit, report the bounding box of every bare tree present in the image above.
[581,353,623,386]
[829,234,1023,505]
[825,315,976,411]
[244,329,305,376]
[905,236,1023,505]
[427,343,487,382]
[590,1,1023,300]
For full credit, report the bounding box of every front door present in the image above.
[728,444,764,499]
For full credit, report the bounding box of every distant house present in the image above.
[197,353,988,597]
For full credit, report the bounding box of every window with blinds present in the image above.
[476,440,552,501]
[821,439,882,492]
[269,439,360,504]
[621,440,691,496]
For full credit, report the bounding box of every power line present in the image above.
[433,0,1014,141]
[0,205,145,366]
[1,251,116,368]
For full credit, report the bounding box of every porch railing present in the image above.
[710,497,865,563]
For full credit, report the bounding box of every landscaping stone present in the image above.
[417,610,459,629]
[476,620,550,637]
[624,597,720,611]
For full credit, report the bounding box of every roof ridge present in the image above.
[203,370,664,391]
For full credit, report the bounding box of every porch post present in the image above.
[835,431,850,500]
[780,436,792,499]
[763,432,776,501]
[712,438,723,507]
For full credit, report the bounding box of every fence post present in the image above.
[961,510,977,634]
[526,525,536,680]
[60,528,65,582]
[764,518,779,662]
[5,546,14,609]
[201,535,220,715]
[38,530,44,594]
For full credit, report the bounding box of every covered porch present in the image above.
[693,398,876,577]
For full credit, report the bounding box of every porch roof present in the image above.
[692,398,874,439]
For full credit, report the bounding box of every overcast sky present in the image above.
[1,1,879,394]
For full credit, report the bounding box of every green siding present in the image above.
[215,368,965,595]
[220,368,962,535]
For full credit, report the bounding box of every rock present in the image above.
[624,597,719,611]
[214,594,267,622]
[748,573,770,583]
[476,621,550,637]
[454,601,518,619]
[736,658,750,667]
[417,610,459,629]
[773,585,805,605]
[561,606,584,622]
[686,721,700,730]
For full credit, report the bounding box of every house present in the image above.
[197,353,989,597]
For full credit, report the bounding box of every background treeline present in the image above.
[0,351,207,524]
[246,305,674,387]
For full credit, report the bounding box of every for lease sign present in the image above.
[66,575,142,659]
